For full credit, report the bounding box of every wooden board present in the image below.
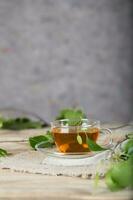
[0,127,132,199]
[0,170,131,200]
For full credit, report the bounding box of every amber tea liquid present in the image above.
[52,127,99,153]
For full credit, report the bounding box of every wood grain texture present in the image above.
[0,126,132,199]
[0,170,131,200]
[0,129,49,142]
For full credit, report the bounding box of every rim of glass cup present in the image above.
[51,119,100,128]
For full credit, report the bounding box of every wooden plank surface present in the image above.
[0,127,132,199]
[0,129,48,142]
[0,170,131,200]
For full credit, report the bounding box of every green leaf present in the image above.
[0,148,8,157]
[56,108,86,126]
[105,158,133,191]
[111,161,133,188]
[119,154,129,161]
[0,117,3,128]
[77,134,83,145]
[0,117,45,130]
[29,131,54,149]
[128,147,133,155]
[86,136,108,151]
[126,133,133,139]
[45,131,54,142]
[105,170,122,191]
[122,139,133,154]
[56,109,71,120]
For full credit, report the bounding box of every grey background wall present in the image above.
[0,0,132,122]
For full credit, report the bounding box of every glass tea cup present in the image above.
[51,119,112,153]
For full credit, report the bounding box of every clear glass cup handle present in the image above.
[100,128,112,134]
[100,128,113,147]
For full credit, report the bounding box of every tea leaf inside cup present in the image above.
[86,136,108,151]
[77,134,83,145]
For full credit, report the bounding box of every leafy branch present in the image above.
[56,108,86,126]
[105,133,133,191]
[0,117,46,130]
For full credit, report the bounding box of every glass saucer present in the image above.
[35,131,113,159]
